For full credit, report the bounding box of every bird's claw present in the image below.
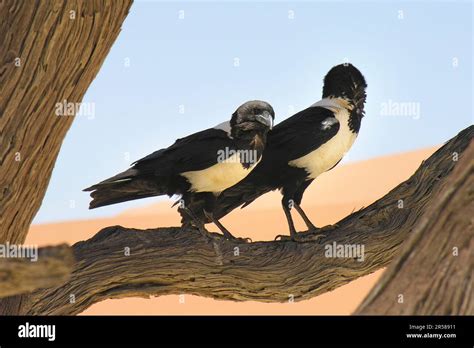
[222,233,252,243]
[203,230,252,243]
[275,231,326,243]
[232,236,252,243]
[274,234,292,241]
[295,232,326,243]
[317,223,339,232]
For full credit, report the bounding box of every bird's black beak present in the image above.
[255,111,273,129]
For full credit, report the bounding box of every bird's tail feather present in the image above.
[84,168,169,209]
[87,179,163,209]
[83,168,139,192]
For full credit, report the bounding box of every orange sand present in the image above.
[27,146,437,315]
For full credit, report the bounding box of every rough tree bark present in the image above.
[0,0,133,245]
[0,245,74,298]
[356,139,473,315]
[0,0,132,316]
[1,126,471,315]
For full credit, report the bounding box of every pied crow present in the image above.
[84,100,275,240]
[181,63,367,241]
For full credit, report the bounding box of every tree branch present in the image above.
[0,245,74,298]
[4,126,473,315]
[355,138,474,315]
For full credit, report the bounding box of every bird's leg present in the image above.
[179,207,194,229]
[204,210,251,243]
[204,210,233,238]
[293,203,317,230]
[179,206,213,240]
[284,201,298,238]
[275,198,298,241]
[202,192,250,242]
[276,200,327,243]
[294,203,339,233]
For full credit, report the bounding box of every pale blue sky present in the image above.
[34,0,473,223]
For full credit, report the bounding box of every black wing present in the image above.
[84,126,238,209]
[132,127,236,176]
[262,106,340,166]
[212,106,340,217]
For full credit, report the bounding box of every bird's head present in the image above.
[230,100,275,139]
[322,63,367,119]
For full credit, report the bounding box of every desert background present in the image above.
[26,146,437,315]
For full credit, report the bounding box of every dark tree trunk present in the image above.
[356,138,474,315]
[0,0,132,315]
[0,0,133,245]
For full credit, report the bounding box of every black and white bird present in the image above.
[181,63,367,240]
[84,100,274,240]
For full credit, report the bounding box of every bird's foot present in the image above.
[286,223,339,243]
[227,236,252,243]
[274,231,326,243]
[315,223,339,232]
[194,226,251,243]
[304,223,339,234]
[295,232,326,243]
[203,211,251,243]
[206,233,252,243]
[221,231,252,243]
[274,234,292,241]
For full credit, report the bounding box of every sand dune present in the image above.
[27,146,437,314]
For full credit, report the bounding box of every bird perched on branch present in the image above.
[84,100,274,240]
[181,63,367,241]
